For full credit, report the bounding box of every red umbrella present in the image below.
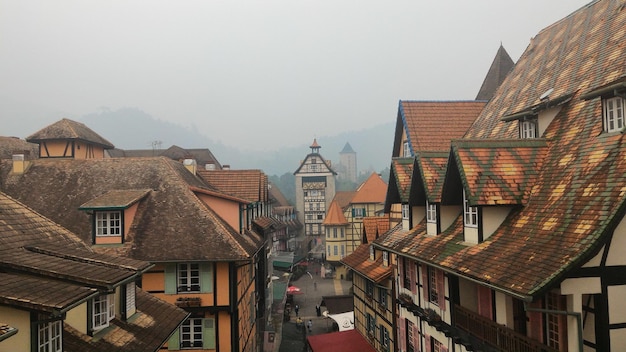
[287,285,303,295]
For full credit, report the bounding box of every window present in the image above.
[604,96,625,133]
[403,140,411,157]
[178,263,200,292]
[382,251,389,266]
[92,294,114,331]
[380,325,390,351]
[426,200,437,223]
[546,292,566,349]
[369,245,375,260]
[432,337,444,352]
[340,228,344,238]
[520,118,538,138]
[366,280,374,297]
[333,245,338,256]
[125,282,136,318]
[96,211,121,236]
[353,207,365,218]
[333,228,337,238]
[428,267,439,304]
[327,245,331,256]
[38,320,62,352]
[181,318,203,348]
[378,287,387,308]
[402,204,410,220]
[407,320,415,352]
[317,214,323,220]
[402,258,410,288]
[463,191,478,228]
[340,245,344,257]
[366,313,376,335]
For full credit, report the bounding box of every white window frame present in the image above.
[92,293,114,331]
[426,200,437,223]
[38,319,63,352]
[463,190,478,228]
[403,140,411,157]
[401,204,410,220]
[353,207,365,218]
[333,245,338,256]
[520,118,538,138]
[380,325,390,351]
[180,317,204,348]
[95,211,121,236]
[126,282,136,317]
[604,96,625,133]
[178,263,201,293]
[382,251,389,266]
[369,245,375,260]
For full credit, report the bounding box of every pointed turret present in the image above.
[475,44,515,101]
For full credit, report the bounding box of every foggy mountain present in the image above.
[80,107,394,176]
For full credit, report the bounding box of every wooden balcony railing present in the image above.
[454,305,557,352]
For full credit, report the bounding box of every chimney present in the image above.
[12,154,28,174]
[183,159,197,175]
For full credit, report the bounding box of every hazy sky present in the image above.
[1,0,591,151]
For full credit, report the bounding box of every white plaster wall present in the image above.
[66,301,88,334]
[495,291,514,327]
[482,206,512,240]
[440,206,461,232]
[427,222,437,236]
[608,285,626,325]
[459,278,478,311]
[561,277,601,295]
[538,106,562,137]
[582,246,603,268]
[606,213,626,266]
[610,329,626,352]
[412,206,425,224]
[464,227,479,244]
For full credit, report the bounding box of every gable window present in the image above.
[92,293,114,331]
[426,200,437,223]
[403,141,411,157]
[604,96,625,132]
[38,319,62,352]
[402,204,410,220]
[463,191,478,228]
[519,118,538,138]
[96,211,121,236]
[428,267,439,304]
[178,263,200,292]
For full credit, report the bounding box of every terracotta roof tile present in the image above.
[26,118,114,149]
[197,169,268,202]
[333,191,356,209]
[351,173,387,204]
[341,243,392,284]
[323,200,348,225]
[416,152,448,203]
[390,158,414,202]
[363,215,390,243]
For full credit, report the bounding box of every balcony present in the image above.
[454,305,557,352]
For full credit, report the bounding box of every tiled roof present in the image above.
[323,200,348,225]
[79,189,151,209]
[351,172,387,204]
[0,323,18,342]
[334,191,356,209]
[379,0,626,299]
[362,215,390,244]
[390,158,414,203]
[197,169,268,203]
[449,139,548,205]
[0,136,39,159]
[26,118,114,149]
[63,289,189,352]
[400,101,486,153]
[415,152,448,203]
[341,243,392,284]
[0,157,263,262]
[269,182,291,206]
[307,329,376,352]
[475,44,515,101]
[252,216,286,234]
[107,145,222,170]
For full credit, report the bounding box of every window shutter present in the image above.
[167,328,180,351]
[352,208,355,217]
[398,257,404,290]
[398,317,406,351]
[409,261,416,295]
[528,299,544,341]
[413,324,419,350]
[437,269,445,310]
[441,345,448,352]
[165,263,177,294]
[424,334,431,352]
[203,318,216,349]
[477,285,493,319]
[421,265,428,300]
[200,262,213,293]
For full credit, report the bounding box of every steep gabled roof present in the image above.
[334,191,356,210]
[351,172,387,204]
[107,145,222,170]
[475,44,515,101]
[323,199,348,225]
[388,158,414,203]
[341,243,392,284]
[415,152,449,203]
[340,142,355,154]
[447,139,548,206]
[197,169,268,203]
[26,118,114,149]
[362,215,390,244]
[0,157,263,262]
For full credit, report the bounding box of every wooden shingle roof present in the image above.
[197,169,268,203]
[0,136,38,159]
[0,157,263,262]
[26,118,114,149]
[378,0,626,300]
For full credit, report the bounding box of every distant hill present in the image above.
[80,107,394,177]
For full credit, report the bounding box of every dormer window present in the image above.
[603,96,625,133]
[369,245,375,260]
[401,204,410,220]
[520,117,538,138]
[382,251,389,266]
[426,200,437,223]
[463,191,478,228]
[92,293,115,331]
[403,141,411,157]
[96,211,121,236]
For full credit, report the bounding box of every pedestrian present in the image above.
[295,304,299,317]
[307,319,313,333]
[314,281,317,290]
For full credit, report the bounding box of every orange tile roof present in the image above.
[390,158,414,203]
[323,199,348,225]
[363,215,390,243]
[351,172,387,204]
[341,243,392,284]
[400,101,486,153]
[333,191,356,209]
[416,152,448,203]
